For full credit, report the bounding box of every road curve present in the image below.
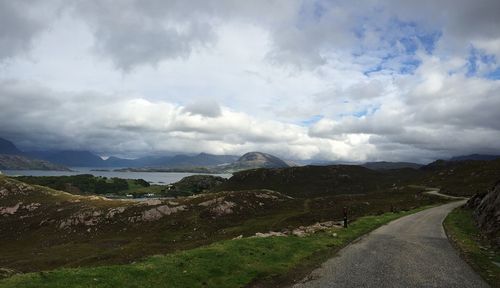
[424,189,468,200]
[292,201,489,288]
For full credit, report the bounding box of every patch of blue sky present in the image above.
[417,31,442,54]
[399,58,421,74]
[480,53,496,64]
[398,37,419,54]
[465,48,478,77]
[485,67,500,80]
[352,109,369,117]
[300,115,324,126]
[466,46,498,78]
[339,106,380,119]
[356,18,440,76]
[363,64,384,76]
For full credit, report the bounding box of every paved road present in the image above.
[292,201,489,288]
[424,189,468,200]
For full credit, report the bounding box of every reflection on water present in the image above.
[0,167,232,185]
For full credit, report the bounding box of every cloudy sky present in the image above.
[1,0,499,163]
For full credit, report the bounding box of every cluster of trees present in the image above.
[16,174,149,195]
[133,178,150,187]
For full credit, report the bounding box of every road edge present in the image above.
[443,205,500,288]
[247,203,449,288]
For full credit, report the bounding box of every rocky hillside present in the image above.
[0,175,300,273]
[466,181,500,247]
[0,154,69,171]
[218,152,289,172]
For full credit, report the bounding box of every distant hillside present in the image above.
[237,152,288,168]
[121,152,290,173]
[40,150,105,167]
[362,161,423,170]
[165,175,228,197]
[214,165,394,197]
[157,153,239,168]
[449,154,500,162]
[421,159,500,196]
[218,152,289,172]
[0,138,22,155]
[0,138,69,171]
[0,154,69,171]
[28,150,239,168]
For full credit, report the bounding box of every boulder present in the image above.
[466,181,500,247]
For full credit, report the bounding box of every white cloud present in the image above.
[0,1,499,162]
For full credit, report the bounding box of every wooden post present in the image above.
[343,206,348,228]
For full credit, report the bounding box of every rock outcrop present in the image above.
[466,181,500,247]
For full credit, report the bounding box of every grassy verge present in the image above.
[0,205,435,288]
[444,207,500,287]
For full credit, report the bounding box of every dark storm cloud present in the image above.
[75,0,216,71]
[0,1,49,60]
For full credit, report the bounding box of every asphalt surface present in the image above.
[292,201,489,288]
[424,189,468,200]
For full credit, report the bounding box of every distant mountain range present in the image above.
[0,138,23,155]
[26,150,240,168]
[0,137,287,172]
[0,138,69,171]
[2,136,500,172]
[449,154,500,161]
[118,152,290,173]
[0,154,69,171]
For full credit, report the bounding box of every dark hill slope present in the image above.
[44,150,104,167]
[0,138,22,155]
[421,159,500,196]
[214,165,406,198]
[362,161,422,170]
[450,154,500,161]
[0,155,69,171]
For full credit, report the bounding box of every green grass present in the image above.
[444,207,500,287]
[0,205,435,288]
